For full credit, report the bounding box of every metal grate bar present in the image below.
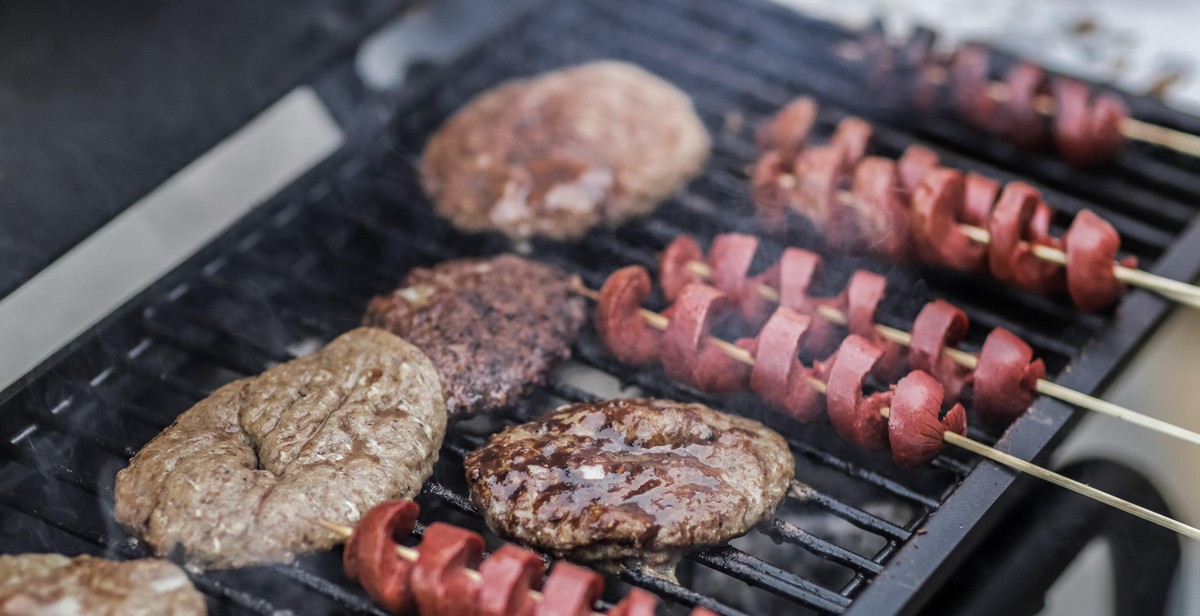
[692,545,852,612]
[764,519,884,576]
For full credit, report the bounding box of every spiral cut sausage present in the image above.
[909,300,972,404]
[825,335,891,450]
[344,499,420,614]
[594,263,1018,466]
[342,499,718,616]
[856,26,1129,167]
[660,233,900,367]
[650,232,1049,427]
[595,266,663,366]
[753,97,1136,311]
[889,371,968,466]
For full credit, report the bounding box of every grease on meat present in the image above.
[464,398,794,579]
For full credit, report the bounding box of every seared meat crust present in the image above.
[364,255,585,419]
[421,61,711,241]
[464,398,794,576]
[0,554,205,616]
[114,328,446,569]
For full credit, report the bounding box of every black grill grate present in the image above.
[4,1,1200,614]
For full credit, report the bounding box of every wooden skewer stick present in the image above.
[571,280,1200,541]
[837,43,1200,158]
[314,520,611,616]
[773,183,1200,308]
[685,260,1200,446]
[955,223,1200,309]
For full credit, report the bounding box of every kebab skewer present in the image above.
[838,23,1200,165]
[319,500,715,616]
[576,272,1200,541]
[752,97,1200,310]
[661,232,1200,445]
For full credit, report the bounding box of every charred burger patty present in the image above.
[464,398,794,578]
[364,255,585,419]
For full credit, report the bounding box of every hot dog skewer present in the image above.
[837,31,1200,162]
[753,97,1200,310]
[318,504,715,616]
[572,279,1200,542]
[678,245,1200,446]
[950,222,1200,308]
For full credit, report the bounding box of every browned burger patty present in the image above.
[420,61,711,241]
[464,398,794,579]
[114,328,446,569]
[364,255,586,419]
[0,554,205,616]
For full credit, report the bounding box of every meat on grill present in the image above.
[0,554,205,616]
[364,255,586,419]
[753,97,1136,311]
[655,232,1050,430]
[114,328,447,569]
[862,29,1129,167]
[463,398,794,579]
[421,61,711,241]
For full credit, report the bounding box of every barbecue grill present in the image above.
[1,0,1196,614]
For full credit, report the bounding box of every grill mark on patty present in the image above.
[464,398,794,578]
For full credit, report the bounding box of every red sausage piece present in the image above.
[909,300,972,404]
[535,562,604,616]
[709,234,771,322]
[662,284,730,386]
[825,335,891,450]
[608,589,659,616]
[691,337,755,394]
[888,370,967,467]
[751,308,812,410]
[343,499,421,615]
[830,116,873,167]
[660,235,705,302]
[845,272,906,381]
[1053,78,1128,167]
[752,151,792,229]
[792,146,847,230]
[1087,93,1128,166]
[963,172,999,227]
[898,145,940,198]
[777,249,842,357]
[986,182,1065,293]
[757,97,817,161]
[411,522,485,616]
[478,545,544,616]
[596,266,662,366]
[840,157,911,260]
[1064,209,1134,312]
[950,43,998,131]
[1001,62,1051,149]
[911,168,987,270]
[973,328,1045,424]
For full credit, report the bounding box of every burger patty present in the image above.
[114,328,446,569]
[420,61,711,241]
[364,255,586,419]
[0,554,205,616]
[464,398,795,578]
